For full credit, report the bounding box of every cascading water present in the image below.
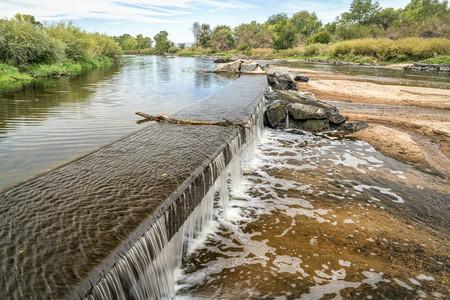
[84,96,266,299]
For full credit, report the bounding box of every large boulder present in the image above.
[296,119,330,132]
[266,68,297,90]
[287,103,327,120]
[212,60,241,73]
[265,100,286,128]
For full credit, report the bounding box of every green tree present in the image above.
[210,25,235,51]
[13,13,42,27]
[290,11,323,37]
[153,31,173,54]
[307,30,332,44]
[234,21,261,49]
[374,8,401,30]
[198,23,211,48]
[272,19,297,50]
[341,0,381,25]
[265,13,288,26]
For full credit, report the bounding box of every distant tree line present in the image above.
[186,0,449,51]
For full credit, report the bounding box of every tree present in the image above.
[13,13,42,26]
[341,0,381,25]
[234,21,261,49]
[191,21,201,46]
[210,25,235,51]
[272,19,297,50]
[307,30,332,44]
[374,8,401,30]
[265,13,288,26]
[198,23,211,48]
[290,11,323,37]
[153,31,173,54]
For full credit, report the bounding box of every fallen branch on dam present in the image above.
[136,112,253,128]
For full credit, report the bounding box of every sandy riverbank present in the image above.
[276,66,450,179]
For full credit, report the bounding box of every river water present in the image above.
[0,56,234,191]
[176,129,449,299]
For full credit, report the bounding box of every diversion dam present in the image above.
[0,75,268,299]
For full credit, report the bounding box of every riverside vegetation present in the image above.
[0,14,122,86]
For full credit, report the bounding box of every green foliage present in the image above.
[341,0,381,25]
[0,63,32,82]
[0,19,65,65]
[307,30,332,44]
[210,25,235,51]
[272,20,297,50]
[328,37,450,61]
[234,21,261,49]
[290,11,323,37]
[421,55,450,64]
[153,31,173,54]
[198,24,211,48]
[45,22,88,61]
[178,42,185,49]
[167,46,180,53]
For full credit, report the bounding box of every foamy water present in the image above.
[176,129,449,299]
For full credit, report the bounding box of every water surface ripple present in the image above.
[0,56,234,190]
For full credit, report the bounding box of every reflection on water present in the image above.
[271,60,450,89]
[176,129,449,299]
[0,56,233,190]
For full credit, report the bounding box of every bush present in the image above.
[168,46,180,53]
[303,44,327,56]
[328,38,450,62]
[307,30,332,45]
[0,19,65,65]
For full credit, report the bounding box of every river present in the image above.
[1,56,448,299]
[0,56,234,191]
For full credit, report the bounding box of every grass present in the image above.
[0,63,32,82]
[0,55,115,84]
[420,55,450,64]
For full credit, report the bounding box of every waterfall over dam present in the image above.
[0,75,268,299]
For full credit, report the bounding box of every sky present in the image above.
[1,0,411,43]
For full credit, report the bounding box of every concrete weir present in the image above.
[0,75,268,299]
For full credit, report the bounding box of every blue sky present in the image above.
[1,0,410,43]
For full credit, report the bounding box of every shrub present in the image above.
[307,30,332,45]
[0,19,65,65]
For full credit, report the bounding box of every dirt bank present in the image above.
[280,66,450,179]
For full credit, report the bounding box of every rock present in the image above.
[328,112,346,125]
[296,120,330,132]
[213,57,228,63]
[337,122,369,133]
[291,72,310,82]
[265,100,286,128]
[266,68,297,90]
[241,61,265,74]
[212,60,242,73]
[287,103,327,120]
[229,54,245,61]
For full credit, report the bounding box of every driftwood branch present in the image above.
[136,112,252,128]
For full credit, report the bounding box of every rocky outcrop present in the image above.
[212,60,242,73]
[403,62,450,73]
[264,90,368,133]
